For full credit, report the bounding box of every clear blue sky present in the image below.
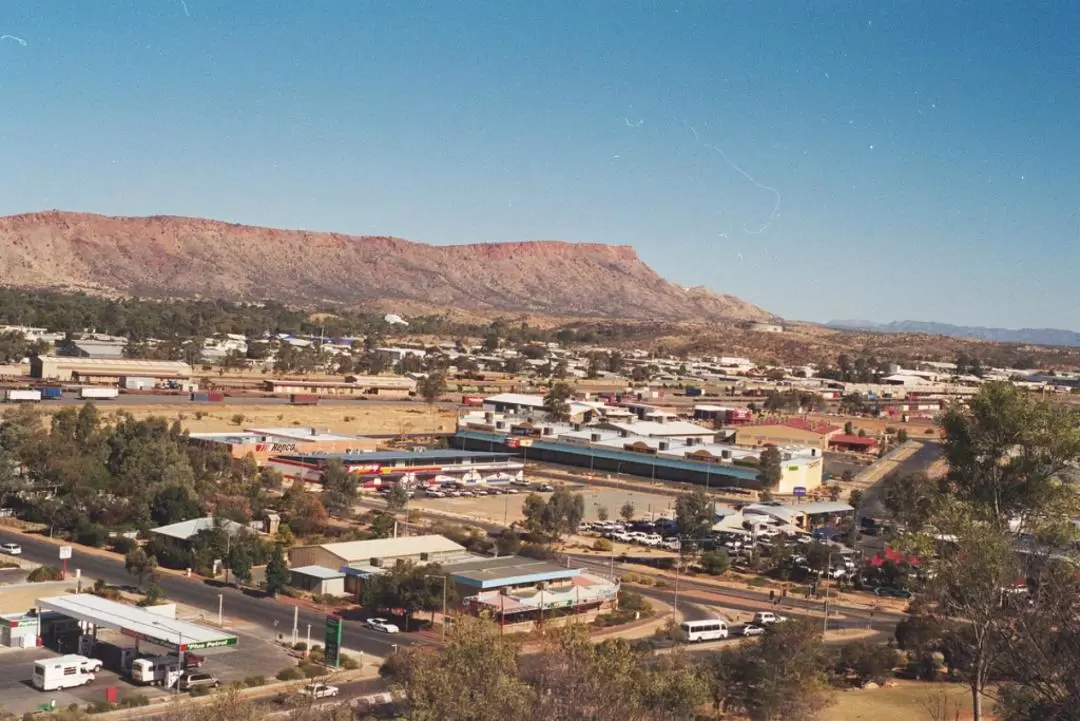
[2,1,1078,329]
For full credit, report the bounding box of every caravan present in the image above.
[130,656,181,687]
[32,655,97,692]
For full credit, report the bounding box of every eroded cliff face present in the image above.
[0,211,776,321]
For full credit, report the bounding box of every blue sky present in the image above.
[2,1,1078,329]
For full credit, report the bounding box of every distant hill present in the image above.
[0,211,777,323]
[826,320,1080,348]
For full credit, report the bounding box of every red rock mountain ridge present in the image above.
[0,211,776,322]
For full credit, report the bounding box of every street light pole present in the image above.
[822,550,833,636]
[217,594,223,627]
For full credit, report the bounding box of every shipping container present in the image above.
[190,392,210,402]
[40,386,63,400]
[461,395,484,407]
[208,390,225,402]
[684,386,703,397]
[121,376,158,390]
[290,394,320,405]
[79,387,119,400]
[5,389,41,403]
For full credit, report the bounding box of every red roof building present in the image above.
[828,434,879,452]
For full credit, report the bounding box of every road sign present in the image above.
[58,546,72,560]
[792,486,807,498]
[324,615,343,669]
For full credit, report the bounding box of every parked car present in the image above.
[177,672,220,692]
[300,683,340,699]
[365,617,401,633]
[0,543,22,555]
[741,624,765,637]
[751,611,788,625]
[538,483,555,492]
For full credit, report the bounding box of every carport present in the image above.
[36,594,237,656]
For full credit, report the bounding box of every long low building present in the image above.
[31,357,192,382]
[261,375,416,398]
[187,427,377,463]
[269,449,524,489]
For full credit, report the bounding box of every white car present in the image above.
[365,617,400,633]
[300,683,340,699]
[741,624,765,637]
[0,543,21,555]
[78,657,104,673]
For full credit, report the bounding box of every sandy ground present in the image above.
[411,482,680,526]
[71,403,456,436]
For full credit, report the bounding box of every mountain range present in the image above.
[0,211,775,323]
[826,320,1080,348]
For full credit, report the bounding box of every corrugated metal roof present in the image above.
[151,517,248,541]
[483,393,546,407]
[290,565,345,580]
[322,534,465,563]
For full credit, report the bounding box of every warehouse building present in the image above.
[734,418,842,451]
[187,427,377,464]
[267,449,523,489]
[261,376,415,398]
[30,357,193,383]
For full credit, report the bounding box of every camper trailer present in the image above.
[32,655,97,692]
[130,656,181,687]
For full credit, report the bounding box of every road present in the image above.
[567,553,904,635]
[0,528,432,659]
[43,394,454,409]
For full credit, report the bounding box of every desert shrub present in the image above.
[119,693,150,708]
[276,666,304,681]
[28,565,63,582]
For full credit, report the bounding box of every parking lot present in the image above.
[408,480,681,527]
[0,626,291,715]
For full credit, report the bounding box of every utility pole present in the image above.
[217,594,223,627]
[292,606,299,646]
[822,549,833,636]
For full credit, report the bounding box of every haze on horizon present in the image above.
[1,2,1077,330]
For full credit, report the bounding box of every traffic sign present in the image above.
[792,486,807,498]
[58,546,72,560]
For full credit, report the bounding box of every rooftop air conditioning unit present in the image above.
[484,412,495,423]
[721,450,732,459]
[658,441,669,451]
[590,433,602,442]
[495,421,506,430]
[420,552,430,562]
[370,557,383,567]
[619,429,629,438]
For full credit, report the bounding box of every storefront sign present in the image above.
[324,615,343,668]
[182,637,238,651]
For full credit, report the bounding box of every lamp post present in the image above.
[425,574,449,643]
[217,594,223,627]
[822,549,833,636]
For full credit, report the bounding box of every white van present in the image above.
[680,619,729,642]
[32,655,97,692]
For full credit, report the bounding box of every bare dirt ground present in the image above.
[94,403,456,435]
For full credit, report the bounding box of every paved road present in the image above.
[567,553,904,632]
[0,529,432,659]
[41,394,452,409]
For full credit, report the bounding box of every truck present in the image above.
[39,386,63,400]
[289,393,320,405]
[79,387,119,400]
[5,389,41,403]
[130,656,181,687]
[32,655,97,691]
[190,391,224,402]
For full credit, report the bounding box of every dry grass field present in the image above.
[830,681,991,721]
[66,402,456,436]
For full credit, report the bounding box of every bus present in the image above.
[680,619,728,642]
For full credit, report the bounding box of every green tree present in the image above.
[619,501,635,523]
[896,428,908,443]
[386,484,410,515]
[596,506,609,523]
[226,546,253,586]
[322,459,358,518]
[541,486,586,538]
[699,549,730,576]
[125,547,158,588]
[834,640,900,686]
[364,561,456,631]
[368,511,396,539]
[418,372,446,404]
[150,484,202,527]
[881,471,943,532]
[675,487,714,551]
[543,382,574,422]
[758,445,782,489]
[521,493,548,534]
[265,543,289,596]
